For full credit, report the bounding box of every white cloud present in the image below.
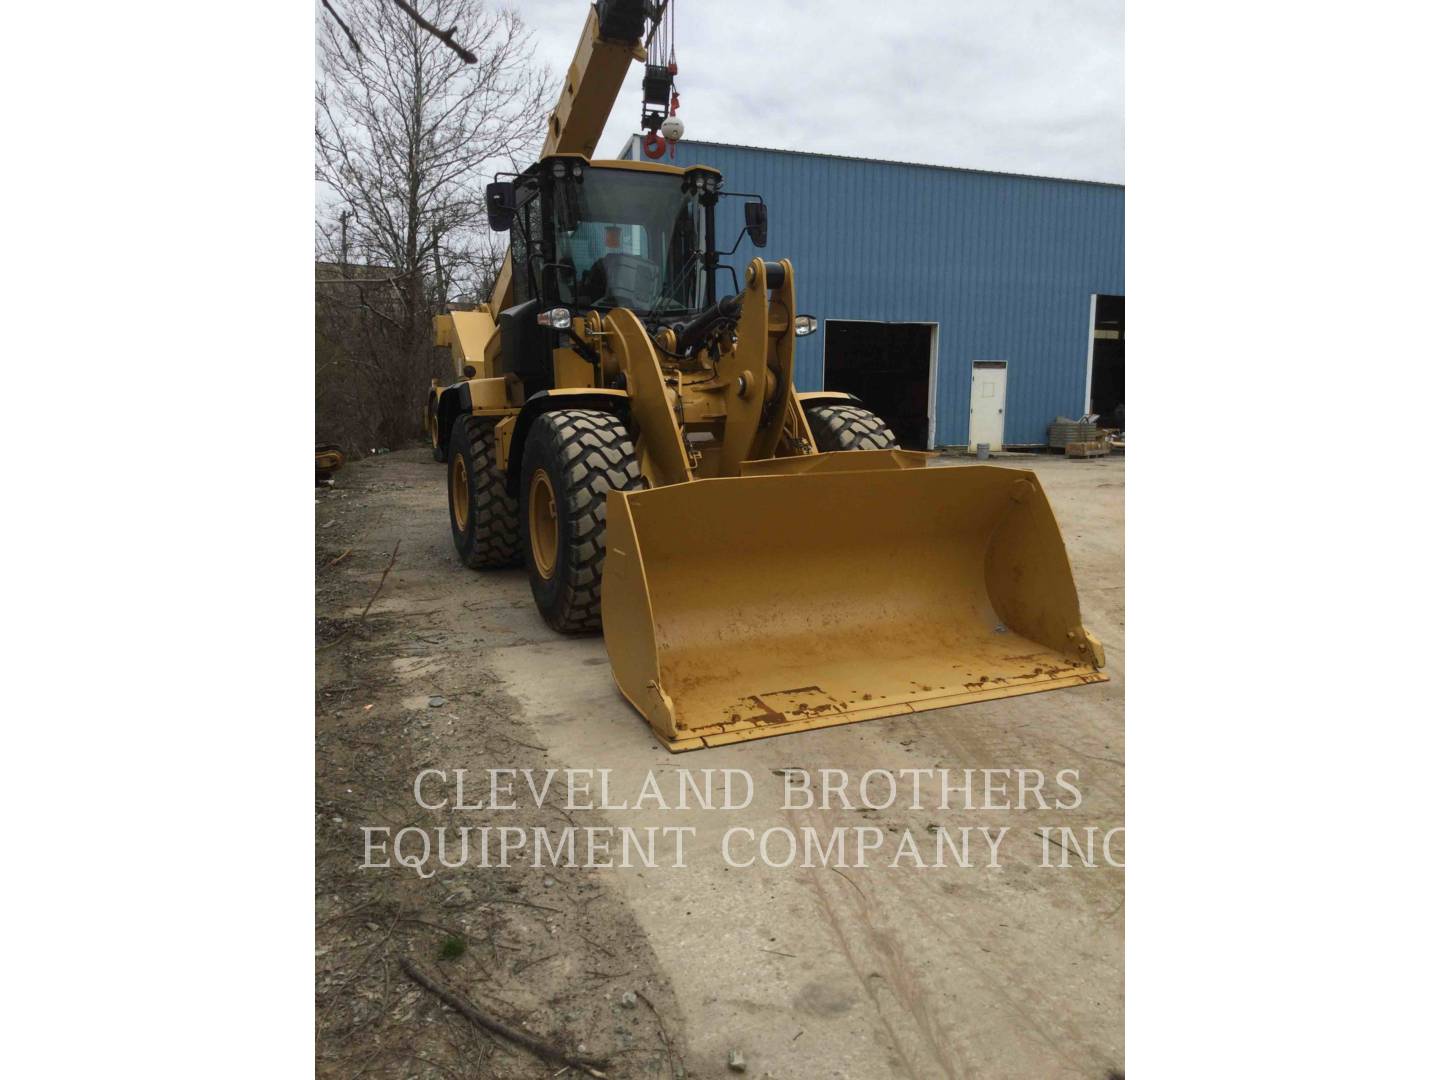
[520,0,1123,182]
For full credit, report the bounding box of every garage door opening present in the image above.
[1088,295,1125,429]
[822,320,935,449]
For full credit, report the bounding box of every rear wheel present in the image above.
[427,399,445,461]
[804,403,899,451]
[519,409,642,633]
[448,415,520,569]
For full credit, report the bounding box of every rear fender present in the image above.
[435,377,514,457]
[795,391,861,409]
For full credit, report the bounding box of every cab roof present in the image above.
[543,152,720,177]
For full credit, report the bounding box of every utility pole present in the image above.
[339,210,350,279]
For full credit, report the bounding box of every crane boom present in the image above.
[487,1,653,312]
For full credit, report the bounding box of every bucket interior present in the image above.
[606,464,1104,747]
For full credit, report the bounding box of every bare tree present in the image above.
[315,0,553,451]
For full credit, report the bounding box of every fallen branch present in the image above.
[482,897,564,915]
[399,958,608,1077]
[831,865,866,899]
[359,540,401,622]
[317,540,399,651]
[392,0,478,63]
[491,730,549,753]
[511,951,558,976]
[633,990,678,1079]
[1034,829,1090,864]
[579,934,615,958]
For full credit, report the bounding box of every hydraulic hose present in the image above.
[671,293,741,355]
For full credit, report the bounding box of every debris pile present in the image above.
[315,443,346,486]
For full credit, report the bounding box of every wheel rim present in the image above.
[528,468,558,579]
[450,453,469,531]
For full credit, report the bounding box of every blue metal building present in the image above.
[620,138,1125,448]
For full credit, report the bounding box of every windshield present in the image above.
[550,169,706,316]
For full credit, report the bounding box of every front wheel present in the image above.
[803,403,899,451]
[519,409,642,633]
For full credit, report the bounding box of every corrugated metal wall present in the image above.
[619,138,1124,446]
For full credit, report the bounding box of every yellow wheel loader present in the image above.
[430,1,1106,750]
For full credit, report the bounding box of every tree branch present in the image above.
[399,958,609,1076]
[315,0,552,452]
[392,0,477,63]
[321,0,363,56]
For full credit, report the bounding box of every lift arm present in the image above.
[487,0,656,312]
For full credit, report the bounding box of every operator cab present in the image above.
[490,156,722,317]
[485,156,766,394]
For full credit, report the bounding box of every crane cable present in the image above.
[646,0,676,70]
[640,1,680,158]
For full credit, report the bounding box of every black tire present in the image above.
[427,400,445,461]
[804,403,899,451]
[448,414,521,569]
[519,409,642,633]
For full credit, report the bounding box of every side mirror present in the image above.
[744,202,768,248]
[485,181,516,232]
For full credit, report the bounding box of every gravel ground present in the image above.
[316,447,1125,1079]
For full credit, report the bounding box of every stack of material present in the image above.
[1065,440,1111,459]
[1049,417,1100,448]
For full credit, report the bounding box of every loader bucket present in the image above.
[602,459,1107,751]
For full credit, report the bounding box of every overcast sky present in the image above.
[521,0,1123,183]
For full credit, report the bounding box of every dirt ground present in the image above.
[316,448,1124,1080]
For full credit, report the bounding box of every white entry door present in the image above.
[969,361,1007,451]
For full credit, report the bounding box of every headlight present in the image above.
[794,314,818,337]
[537,307,572,330]
[684,170,719,195]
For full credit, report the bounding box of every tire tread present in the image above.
[455,416,520,569]
[804,403,900,451]
[525,410,642,632]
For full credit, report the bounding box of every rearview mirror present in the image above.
[744,202,768,248]
[485,181,515,232]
